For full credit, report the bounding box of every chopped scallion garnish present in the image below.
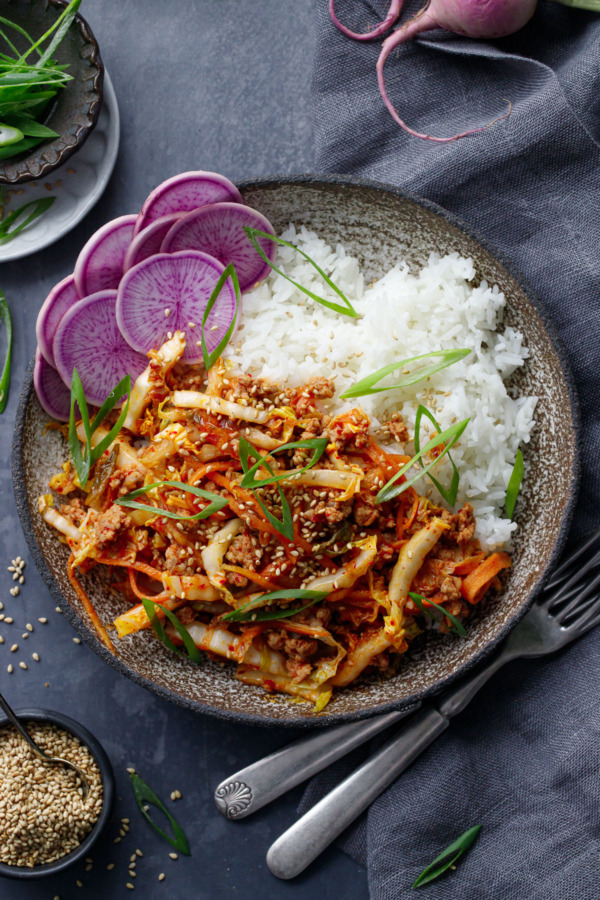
[142,598,202,663]
[408,592,466,637]
[243,226,359,318]
[238,437,294,541]
[413,405,460,507]
[116,480,228,521]
[0,289,11,414]
[340,349,470,399]
[413,825,481,888]
[130,772,191,855]
[222,588,329,623]
[238,436,328,489]
[0,196,55,243]
[68,370,131,487]
[375,417,470,504]
[505,448,524,520]
[200,262,240,372]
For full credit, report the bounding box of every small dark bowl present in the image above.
[0,0,104,185]
[0,708,114,879]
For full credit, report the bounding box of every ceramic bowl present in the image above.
[0,708,114,878]
[0,0,103,185]
[12,175,580,726]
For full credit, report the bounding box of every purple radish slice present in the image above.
[54,290,148,407]
[161,202,277,293]
[123,212,185,272]
[116,251,238,365]
[133,171,242,237]
[34,348,72,421]
[74,214,138,298]
[36,274,79,368]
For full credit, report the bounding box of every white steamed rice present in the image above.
[227,224,537,550]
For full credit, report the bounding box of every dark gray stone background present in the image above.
[0,1,368,898]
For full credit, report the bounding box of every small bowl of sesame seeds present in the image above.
[0,708,114,879]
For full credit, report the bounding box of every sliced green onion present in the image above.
[0,197,55,244]
[413,405,460,507]
[222,588,329,623]
[238,436,328,489]
[340,349,470,399]
[0,289,11,414]
[115,480,228,521]
[130,772,191,855]
[4,114,59,138]
[408,592,466,637]
[141,598,202,663]
[20,0,82,68]
[505,448,524,520]
[200,262,240,372]
[547,0,600,9]
[413,825,481,888]
[243,226,359,318]
[0,123,22,146]
[68,370,131,487]
[0,135,43,160]
[376,417,470,504]
[238,437,294,541]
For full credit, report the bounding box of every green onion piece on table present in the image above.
[413,825,481,888]
[116,480,228,521]
[0,289,11,413]
[130,772,191,855]
[413,404,461,507]
[505,448,524,520]
[340,348,470,399]
[222,588,329,623]
[68,370,131,487]
[408,592,466,637]
[243,226,359,318]
[200,262,240,372]
[547,0,600,9]
[376,417,470,504]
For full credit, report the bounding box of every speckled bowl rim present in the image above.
[0,0,104,185]
[12,173,580,728]
[0,707,114,879]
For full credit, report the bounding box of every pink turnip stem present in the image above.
[376,6,512,142]
[329,0,404,40]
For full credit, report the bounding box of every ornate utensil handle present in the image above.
[267,706,449,879]
[214,704,419,820]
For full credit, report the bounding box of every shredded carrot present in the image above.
[94,557,165,583]
[395,488,419,541]
[68,555,114,652]
[221,565,280,591]
[452,553,486,576]
[460,552,512,604]
[188,460,232,485]
[128,567,171,603]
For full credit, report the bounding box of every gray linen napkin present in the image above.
[301,2,600,897]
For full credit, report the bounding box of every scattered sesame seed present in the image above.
[169,852,178,860]
[85,863,92,872]
[18,576,24,585]
[4,616,13,624]
[19,662,27,670]
[107,863,115,870]
[7,664,12,673]
[55,607,62,613]
[73,638,81,644]
[126,767,136,774]
[126,884,134,890]
[25,623,33,632]
[158,872,166,881]
[136,848,143,857]
[32,653,40,662]
[38,617,48,624]
[76,880,83,887]
[9,588,18,597]
[9,644,17,652]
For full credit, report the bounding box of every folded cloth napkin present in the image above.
[301,2,600,897]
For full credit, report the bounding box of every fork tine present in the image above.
[547,557,600,613]
[556,570,600,625]
[545,524,600,590]
[537,547,600,611]
[564,595,600,637]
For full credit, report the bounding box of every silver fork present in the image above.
[265,530,600,878]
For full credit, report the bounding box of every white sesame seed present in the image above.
[7,664,13,673]
[25,623,33,632]
[9,644,17,652]
[169,852,178,860]
[38,617,48,624]
[19,662,27,670]
[73,638,81,645]
[32,653,40,662]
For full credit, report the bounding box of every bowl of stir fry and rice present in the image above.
[13,175,579,725]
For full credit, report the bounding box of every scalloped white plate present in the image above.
[0,71,120,263]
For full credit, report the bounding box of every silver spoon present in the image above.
[0,692,89,800]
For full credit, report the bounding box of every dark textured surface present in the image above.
[0,2,374,898]
[13,177,579,725]
[0,0,104,185]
